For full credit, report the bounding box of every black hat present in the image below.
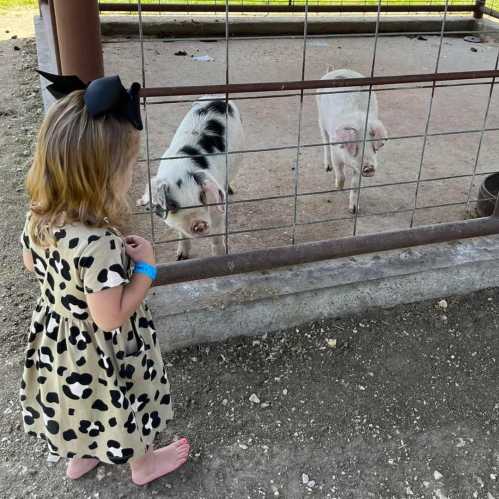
[37,70,143,131]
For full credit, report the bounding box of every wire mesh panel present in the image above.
[105,0,499,280]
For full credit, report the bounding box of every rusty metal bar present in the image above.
[99,2,476,13]
[146,80,499,107]
[473,0,485,18]
[139,70,499,98]
[153,216,499,285]
[52,0,104,82]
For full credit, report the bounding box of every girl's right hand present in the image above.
[125,235,156,266]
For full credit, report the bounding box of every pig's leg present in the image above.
[319,123,332,173]
[331,151,345,190]
[349,170,361,214]
[176,235,191,261]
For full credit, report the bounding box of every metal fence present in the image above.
[109,0,499,285]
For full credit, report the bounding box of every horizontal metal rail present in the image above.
[139,69,499,98]
[154,214,499,285]
[99,2,476,13]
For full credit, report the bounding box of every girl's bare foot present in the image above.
[130,438,190,486]
[66,457,99,479]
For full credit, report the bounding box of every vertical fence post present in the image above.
[474,0,485,19]
[51,0,104,82]
[38,0,61,74]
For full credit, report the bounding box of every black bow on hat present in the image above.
[37,70,143,130]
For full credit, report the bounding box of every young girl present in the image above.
[20,77,189,485]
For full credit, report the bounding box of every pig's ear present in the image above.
[335,126,359,156]
[202,177,225,213]
[370,120,388,151]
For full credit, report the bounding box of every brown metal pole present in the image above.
[52,0,104,82]
[474,0,485,19]
[140,70,499,98]
[153,216,499,286]
[98,2,476,13]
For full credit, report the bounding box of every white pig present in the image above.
[316,68,388,213]
[137,97,244,260]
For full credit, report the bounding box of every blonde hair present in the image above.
[26,90,140,246]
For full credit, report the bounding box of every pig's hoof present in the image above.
[176,253,189,261]
[325,164,332,172]
[228,185,235,195]
[349,205,358,215]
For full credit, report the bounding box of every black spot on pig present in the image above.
[179,145,209,170]
[196,100,233,117]
[205,119,225,136]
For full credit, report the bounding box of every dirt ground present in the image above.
[0,15,498,499]
[98,30,499,261]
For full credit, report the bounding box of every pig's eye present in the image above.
[199,191,207,205]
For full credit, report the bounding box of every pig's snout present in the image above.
[191,220,209,235]
[361,165,376,177]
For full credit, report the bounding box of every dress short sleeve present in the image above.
[79,233,130,294]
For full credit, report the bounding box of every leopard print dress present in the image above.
[20,217,173,464]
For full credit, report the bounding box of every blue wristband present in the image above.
[134,261,157,281]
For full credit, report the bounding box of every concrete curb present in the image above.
[100,15,479,38]
[148,235,499,351]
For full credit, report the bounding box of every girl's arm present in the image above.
[23,251,34,272]
[87,235,155,331]
[87,273,152,331]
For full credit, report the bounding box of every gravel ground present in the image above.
[0,33,498,499]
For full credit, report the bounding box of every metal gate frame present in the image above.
[38,0,499,287]
[142,69,499,285]
[98,0,489,18]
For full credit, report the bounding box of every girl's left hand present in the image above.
[125,235,155,266]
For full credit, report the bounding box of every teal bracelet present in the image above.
[134,261,157,281]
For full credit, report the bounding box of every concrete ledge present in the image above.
[148,235,499,351]
[101,15,480,38]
